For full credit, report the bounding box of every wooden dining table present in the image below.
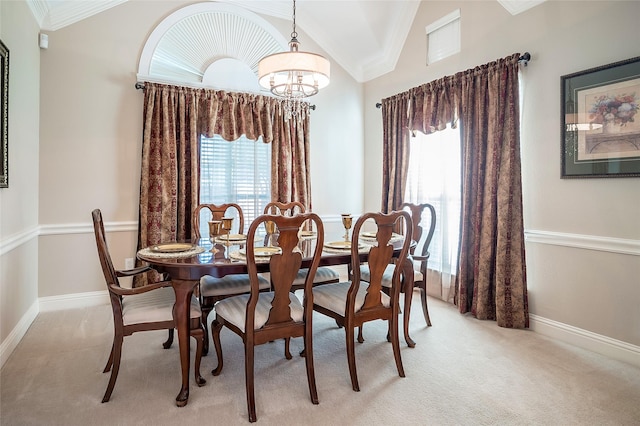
[137,234,416,407]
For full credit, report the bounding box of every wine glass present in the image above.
[208,220,223,254]
[341,214,353,243]
[221,217,234,250]
[265,220,276,247]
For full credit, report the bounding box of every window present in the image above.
[199,134,271,236]
[425,9,461,65]
[404,126,461,274]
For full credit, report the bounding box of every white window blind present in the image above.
[199,134,271,236]
[425,9,461,65]
[405,126,461,274]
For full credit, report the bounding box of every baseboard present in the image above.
[0,301,39,369]
[529,314,640,368]
[38,290,110,312]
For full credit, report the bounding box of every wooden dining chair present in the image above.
[210,213,324,422]
[359,202,436,333]
[193,203,270,355]
[263,201,340,290]
[92,209,205,403]
[312,210,412,391]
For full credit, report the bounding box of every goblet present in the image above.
[341,214,353,242]
[208,220,223,254]
[221,217,234,250]
[265,220,276,247]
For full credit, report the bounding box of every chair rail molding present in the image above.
[0,226,39,255]
[525,229,640,256]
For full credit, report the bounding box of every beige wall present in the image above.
[36,0,364,300]
[0,2,40,346]
[364,1,640,347]
[2,0,639,363]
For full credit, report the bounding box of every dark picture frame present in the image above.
[0,39,7,188]
[561,56,640,178]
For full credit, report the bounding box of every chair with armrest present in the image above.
[92,209,205,404]
[210,213,324,422]
[193,203,270,355]
[312,210,412,391]
[359,203,436,342]
[263,201,340,290]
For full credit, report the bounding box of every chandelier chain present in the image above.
[291,0,297,39]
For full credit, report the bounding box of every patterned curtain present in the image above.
[381,53,528,328]
[137,82,311,284]
[271,104,312,210]
[454,54,528,328]
[381,93,411,214]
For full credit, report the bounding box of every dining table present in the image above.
[137,232,417,407]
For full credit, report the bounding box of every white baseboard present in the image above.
[38,290,110,312]
[0,301,39,369]
[529,314,640,368]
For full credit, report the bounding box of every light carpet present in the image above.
[1,294,639,425]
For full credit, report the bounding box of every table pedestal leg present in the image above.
[172,279,197,407]
[402,260,416,348]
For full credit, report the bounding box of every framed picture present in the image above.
[561,56,640,178]
[0,39,7,188]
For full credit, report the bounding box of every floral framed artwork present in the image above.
[0,39,7,188]
[561,56,640,178]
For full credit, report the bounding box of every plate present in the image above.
[324,241,354,249]
[217,233,246,241]
[240,247,282,257]
[299,230,317,237]
[150,243,195,253]
[361,232,377,239]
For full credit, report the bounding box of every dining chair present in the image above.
[92,209,205,403]
[359,203,436,331]
[193,203,270,355]
[263,201,340,290]
[312,210,412,391]
[210,213,324,422]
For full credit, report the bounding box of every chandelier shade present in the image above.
[258,47,330,98]
[257,0,330,119]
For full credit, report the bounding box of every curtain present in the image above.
[137,82,311,284]
[454,55,528,328]
[271,104,312,209]
[381,93,411,214]
[381,53,528,328]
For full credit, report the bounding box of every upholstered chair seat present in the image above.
[200,274,270,298]
[313,282,390,317]
[214,292,303,333]
[359,264,423,289]
[293,266,340,287]
[122,287,201,326]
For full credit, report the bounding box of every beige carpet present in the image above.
[2,294,639,425]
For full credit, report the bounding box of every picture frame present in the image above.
[0,39,7,188]
[561,56,640,178]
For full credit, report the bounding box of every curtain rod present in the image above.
[134,82,316,110]
[375,52,531,108]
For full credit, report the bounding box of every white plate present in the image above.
[324,241,364,250]
[150,243,194,253]
[217,233,246,241]
[240,247,282,257]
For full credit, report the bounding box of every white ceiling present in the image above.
[26,0,544,83]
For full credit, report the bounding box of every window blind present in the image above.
[200,135,271,236]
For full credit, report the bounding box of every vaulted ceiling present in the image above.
[25,0,544,83]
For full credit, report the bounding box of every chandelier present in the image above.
[258,0,330,120]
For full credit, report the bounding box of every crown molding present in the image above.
[497,0,546,16]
